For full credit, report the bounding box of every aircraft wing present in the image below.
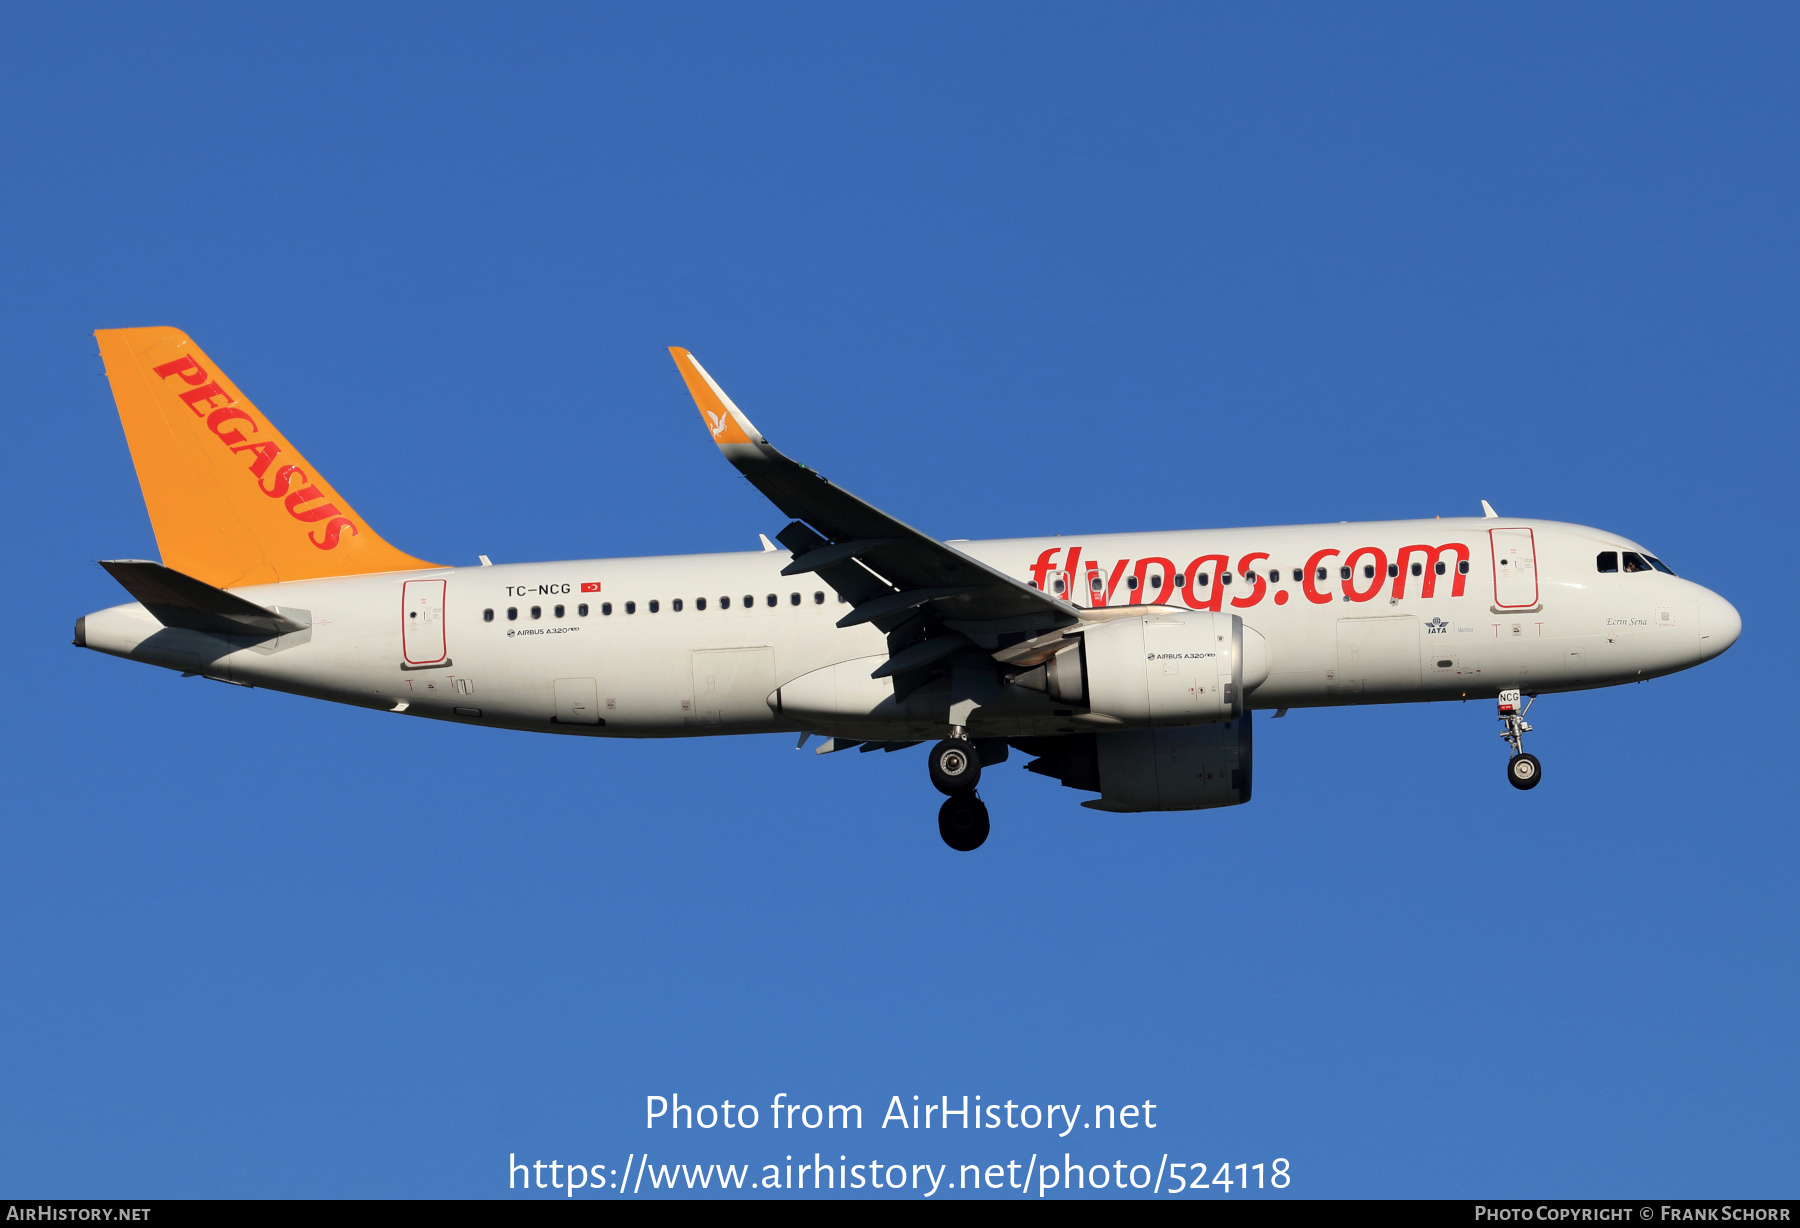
[670,348,1077,688]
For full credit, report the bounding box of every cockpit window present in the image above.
[1596,551,1618,573]
[1647,555,1676,575]
[1622,551,1652,573]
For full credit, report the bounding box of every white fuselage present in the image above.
[78,517,1738,742]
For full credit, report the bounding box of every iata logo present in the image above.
[151,353,357,551]
[1426,617,1449,634]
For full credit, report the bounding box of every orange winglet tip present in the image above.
[669,347,761,447]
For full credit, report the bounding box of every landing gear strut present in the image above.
[1498,688,1541,791]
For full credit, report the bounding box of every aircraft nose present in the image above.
[1696,587,1741,662]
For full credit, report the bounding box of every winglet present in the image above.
[669,348,766,455]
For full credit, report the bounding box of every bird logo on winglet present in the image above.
[706,409,729,438]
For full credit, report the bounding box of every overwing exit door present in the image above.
[1490,528,1539,609]
[402,579,447,665]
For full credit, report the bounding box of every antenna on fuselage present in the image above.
[1480,500,1499,518]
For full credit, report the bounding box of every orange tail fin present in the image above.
[96,327,435,589]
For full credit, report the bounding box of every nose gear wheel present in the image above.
[1496,689,1542,791]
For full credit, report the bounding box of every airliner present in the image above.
[75,328,1741,850]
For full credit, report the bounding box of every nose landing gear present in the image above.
[1498,688,1541,790]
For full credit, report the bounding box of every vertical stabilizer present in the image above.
[96,327,435,588]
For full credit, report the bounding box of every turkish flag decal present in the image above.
[580,582,602,593]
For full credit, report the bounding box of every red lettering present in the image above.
[1392,543,1470,598]
[1029,548,1061,592]
[231,440,282,477]
[260,463,304,498]
[178,382,234,415]
[1231,552,1270,608]
[205,405,257,447]
[1060,547,1082,601]
[151,355,209,386]
[1179,554,1229,611]
[309,517,358,550]
[1089,558,1129,607]
[1343,547,1387,602]
[1130,557,1176,605]
[1302,549,1339,604]
[283,485,342,522]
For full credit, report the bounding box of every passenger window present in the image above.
[789,592,800,605]
[766,593,777,607]
[483,608,494,622]
[530,606,541,619]
[554,604,565,618]
[1339,566,1351,580]
[1126,575,1139,591]
[720,596,730,609]
[1622,552,1650,573]
[649,600,660,613]
[672,598,683,611]
[1596,551,1618,573]
[1648,555,1676,575]
[813,591,824,604]
[1197,573,1210,587]
[1268,570,1279,583]
[1435,562,1446,575]
[578,603,588,616]
[696,597,707,610]
[1222,572,1232,585]
[1053,578,1065,594]
[507,607,518,620]
[743,595,754,608]
[1411,562,1422,577]
[1363,564,1375,579]
[602,602,612,615]
[1148,574,1163,590]
[625,601,636,614]
[1386,563,1397,578]
[1089,574,1103,592]
[1316,567,1327,581]
[1174,574,1186,587]
[1457,561,1469,575]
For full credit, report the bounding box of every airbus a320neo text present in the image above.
[76,329,1740,849]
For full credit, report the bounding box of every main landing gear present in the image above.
[1498,688,1541,791]
[929,736,989,851]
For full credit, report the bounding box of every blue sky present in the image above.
[0,3,1794,1198]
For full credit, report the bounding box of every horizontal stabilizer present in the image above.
[98,560,307,638]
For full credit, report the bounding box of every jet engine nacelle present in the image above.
[1016,611,1268,727]
[1016,715,1253,812]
